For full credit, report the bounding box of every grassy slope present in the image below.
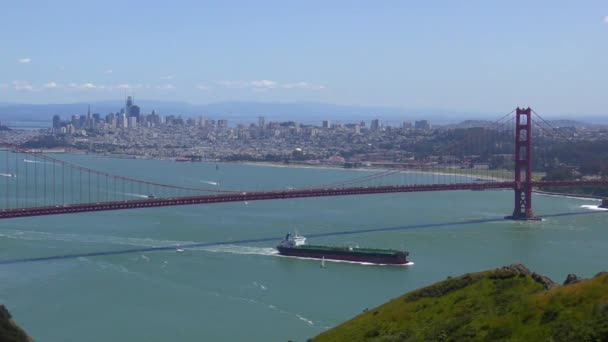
[0,305,33,342]
[313,266,608,342]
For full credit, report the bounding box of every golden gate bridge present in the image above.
[1,108,606,220]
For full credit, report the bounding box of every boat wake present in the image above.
[580,204,608,211]
[196,245,279,256]
[121,192,150,198]
[23,158,52,164]
[203,288,321,327]
[296,314,314,325]
[0,229,196,248]
[77,257,132,273]
[200,180,220,186]
[252,281,268,291]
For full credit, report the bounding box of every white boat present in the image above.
[320,257,327,268]
[176,248,185,253]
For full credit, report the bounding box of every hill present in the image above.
[312,264,608,342]
[0,305,33,342]
[0,101,487,125]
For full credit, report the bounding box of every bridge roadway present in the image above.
[0,180,606,219]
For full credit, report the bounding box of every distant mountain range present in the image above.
[0,100,503,125]
[0,100,605,126]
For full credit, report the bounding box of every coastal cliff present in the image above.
[0,305,33,342]
[312,264,608,341]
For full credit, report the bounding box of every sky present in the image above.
[1,0,607,116]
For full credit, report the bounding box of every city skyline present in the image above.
[1,1,608,116]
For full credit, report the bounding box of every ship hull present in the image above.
[277,246,409,265]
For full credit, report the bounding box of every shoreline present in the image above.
[532,189,604,201]
[39,152,605,201]
[239,161,511,181]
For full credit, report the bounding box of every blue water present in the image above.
[0,157,607,341]
[2,121,50,130]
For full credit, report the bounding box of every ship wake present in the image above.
[580,205,608,211]
[195,245,279,256]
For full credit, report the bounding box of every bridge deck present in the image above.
[0,180,605,219]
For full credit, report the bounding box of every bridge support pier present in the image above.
[505,107,541,221]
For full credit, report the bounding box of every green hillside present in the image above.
[312,265,608,342]
[0,305,33,342]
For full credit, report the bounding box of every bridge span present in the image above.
[1,180,606,220]
[2,107,608,220]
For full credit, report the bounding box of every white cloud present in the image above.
[83,83,99,89]
[44,82,58,89]
[197,84,210,91]
[104,69,113,74]
[8,81,61,91]
[117,83,143,90]
[217,80,248,88]
[251,80,278,89]
[17,58,31,64]
[68,82,105,90]
[12,80,36,91]
[282,82,325,90]
[604,16,608,24]
[218,79,325,91]
[160,75,174,80]
[155,84,176,90]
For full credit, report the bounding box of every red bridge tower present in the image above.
[506,107,540,220]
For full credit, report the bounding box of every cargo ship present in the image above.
[276,233,410,265]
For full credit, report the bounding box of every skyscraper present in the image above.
[52,115,61,129]
[414,120,430,130]
[126,96,133,113]
[370,119,380,131]
[128,116,137,129]
[129,105,140,121]
[258,116,265,129]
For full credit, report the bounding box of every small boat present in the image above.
[176,248,185,253]
[320,257,327,268]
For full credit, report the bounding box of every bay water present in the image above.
[0,156,607,341]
